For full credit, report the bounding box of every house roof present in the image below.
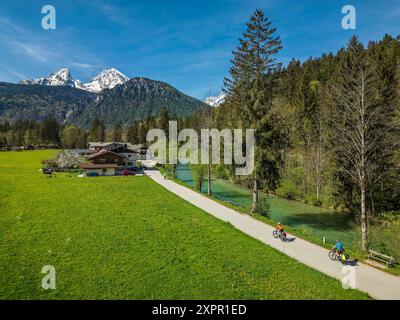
[87,149,128,160]
[88,142,144,151]
[79,163,118,169]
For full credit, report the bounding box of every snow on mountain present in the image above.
[19,68,129,93]
[81,68,129,93]
[46,68,75,86]
[204,92,226,107]
[19,68,74,87]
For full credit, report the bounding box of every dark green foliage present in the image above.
[89,117,105,142]
[223,9,285,212]
[255,197,270,217]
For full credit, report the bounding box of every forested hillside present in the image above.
[0,77,206,128]
[0,83,95,124]
[78,78,206,128]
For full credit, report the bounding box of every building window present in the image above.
[99,159,106,164]
[102,168,107,173]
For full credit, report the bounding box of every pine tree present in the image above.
[111,123,123,142]
[90,117,105,142]
[224,9,283,212]
[39,117,60,146]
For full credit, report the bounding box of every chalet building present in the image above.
[79,150,128,176]
[80,142,152,177]
[88,142,151,162]
[88,142,140,152]
[88,150,128,165]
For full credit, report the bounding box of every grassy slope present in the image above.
[0,151,368,299]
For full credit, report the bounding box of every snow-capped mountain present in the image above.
[204,92,226,107]
[19,68,129,93]
[80,68,129,93]
[19,68,75,87]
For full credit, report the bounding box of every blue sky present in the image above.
[0,0,399,99]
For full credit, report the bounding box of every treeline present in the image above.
[0,118,89,149]
[181,10,400,250]
[0,108,179,149]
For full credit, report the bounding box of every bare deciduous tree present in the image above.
[329,37,398,250]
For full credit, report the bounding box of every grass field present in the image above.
[0,151,369,299]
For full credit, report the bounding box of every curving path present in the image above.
[145,170,400,300]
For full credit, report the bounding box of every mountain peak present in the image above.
[205,92,226,107]
[47,68,74,86]
[84,68,129,93]
[19,67,130,93]
[56,68,70,74]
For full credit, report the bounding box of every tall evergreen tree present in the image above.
[39,117,60,145]
[224,9,284,212]
[90,117,105,142]
[111,123,123,142]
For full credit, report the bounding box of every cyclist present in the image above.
[276,222,284,237]
[333,240,345,258]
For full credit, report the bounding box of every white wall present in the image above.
[121,153,137,167]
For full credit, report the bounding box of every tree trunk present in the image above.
[252,173,258,212]
[315,145,321,200]
[207,162,212,196]
[360,181,368,250]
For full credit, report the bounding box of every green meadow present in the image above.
[0,151,368,299]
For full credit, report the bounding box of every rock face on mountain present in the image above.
[204,92,226,107]
[0,75,206,128]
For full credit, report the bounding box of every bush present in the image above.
[276,179,298,200]
[305,194,323,207]
[314,199,323,207]
[255,198,270,218]
[215,164,228,179]
[379,211,400,224]
[372,241,394,257]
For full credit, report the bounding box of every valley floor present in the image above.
[0,151,369,299]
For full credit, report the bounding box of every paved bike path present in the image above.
[145,170,400,300]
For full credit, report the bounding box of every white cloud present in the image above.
[11,41,53,63]
[71,62,95,70]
